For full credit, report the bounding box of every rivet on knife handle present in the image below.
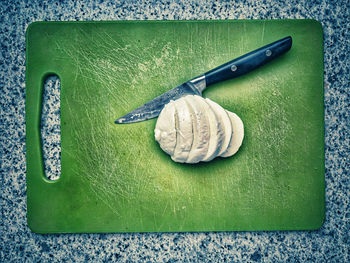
[204,36,292,87]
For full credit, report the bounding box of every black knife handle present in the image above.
[204,36,292,87]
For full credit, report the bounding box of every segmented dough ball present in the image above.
[154,95,244,163]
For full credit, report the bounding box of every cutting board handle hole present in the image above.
[41,74,61,181]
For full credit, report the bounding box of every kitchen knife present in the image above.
[115,36,292,124]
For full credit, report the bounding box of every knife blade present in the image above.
[115,36,292,124]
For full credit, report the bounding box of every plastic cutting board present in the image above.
[26,20,324,233]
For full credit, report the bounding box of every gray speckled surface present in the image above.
[1,0,349,262]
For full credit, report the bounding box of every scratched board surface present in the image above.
[26,20,324,233]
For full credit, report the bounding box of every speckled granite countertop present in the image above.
[1,0,349,262]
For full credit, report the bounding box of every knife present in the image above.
[115,36,292,124]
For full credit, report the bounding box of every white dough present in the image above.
[220,111,244,158]
[154,101,177,156]
[154,95,244,163]
[202,98,225,162]
[184,95,210,163]
[205,98,233,156]
[171,97,193,163]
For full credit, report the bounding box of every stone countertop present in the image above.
[1,0,349,262]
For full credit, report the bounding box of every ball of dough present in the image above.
[154,95,244,163]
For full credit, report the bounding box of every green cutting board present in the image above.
[26,20,324,233]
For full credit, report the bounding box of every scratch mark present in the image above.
[261,21,266,44]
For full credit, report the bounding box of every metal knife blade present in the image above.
[115,36,292,124]
[115,78,204,124]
